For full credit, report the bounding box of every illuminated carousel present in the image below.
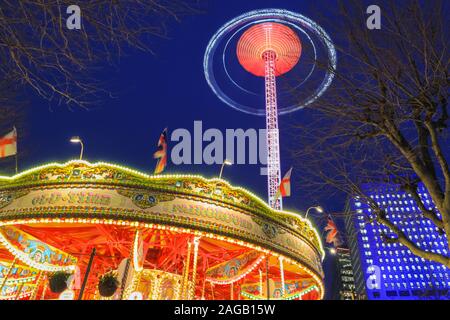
[0,161,324,300]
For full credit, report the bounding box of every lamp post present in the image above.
[305,206,323,219]
[219,159,232,179]
[328,247,337,255]
[70,136,84,160]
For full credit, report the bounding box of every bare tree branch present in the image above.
[289,0,450,267]
[0,0,202,108]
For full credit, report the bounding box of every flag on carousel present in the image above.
[153,128,168,174]
[324,215,342,247]
[0,127,17,159]
[275,167,293,201]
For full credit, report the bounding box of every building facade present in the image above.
[345,182,450,300]
[335,247,359,300]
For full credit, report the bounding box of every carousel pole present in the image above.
[0,257,17,293]
[189,236,201,299]
[230,282,234,300]
[210,282,215,300]
[279,257,285,298]
[180,264,187,298]
[266,257,270,300]
[119,259,132,300]
[40,277,48,300]
[201,277,206,300]
[151,276,161,300]
[130,229,143,295]
[200,259,208,300]
[14,281,25,300]
[30,271,44,300]
[121,228,143,300]
[179,259,186,298]
[259,269,263,300]
[237,281,241,300]
[78,247,96,300]
[181,240,192,299]
[119,234,138,300]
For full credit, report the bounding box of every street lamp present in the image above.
[219,159,232,179]
[70,136,84,160]
[329,247,337,255]
[305,206,323,219]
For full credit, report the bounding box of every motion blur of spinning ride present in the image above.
[0,161,324,300]
[204,9,336,211]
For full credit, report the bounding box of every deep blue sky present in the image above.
[24,0,344,210]
[19,0,346,298]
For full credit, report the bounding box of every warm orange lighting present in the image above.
[237,22,302,77]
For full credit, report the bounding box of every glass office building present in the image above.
[335,247,359,300]
[345,182,450,300]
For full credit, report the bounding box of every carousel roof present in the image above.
[0,160,326,299]
[0,160,325,282]
[0,160,323,253]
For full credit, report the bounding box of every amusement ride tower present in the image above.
[236,23,301,210]
[204,9,336,212]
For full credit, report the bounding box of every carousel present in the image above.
[0,160,324,300]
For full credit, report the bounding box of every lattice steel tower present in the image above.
[237,23,302,210]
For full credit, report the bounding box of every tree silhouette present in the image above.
[291,0,449,267]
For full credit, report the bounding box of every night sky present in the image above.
[17,0,347,298]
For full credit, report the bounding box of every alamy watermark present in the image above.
[64,4,381,32]
[366,5,382,30]
[169,121,268,175]
[366,265,382,290]
[66,5,81,30]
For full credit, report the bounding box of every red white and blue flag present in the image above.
[153,128,168,174]
[275,167,293,201]
[324,215,342,247]
[0,127,17,159]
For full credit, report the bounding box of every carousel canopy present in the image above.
[0,160,325,299]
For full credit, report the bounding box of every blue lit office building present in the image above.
[345,182,450,300]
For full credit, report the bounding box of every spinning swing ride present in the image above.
[204,9,336,210]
